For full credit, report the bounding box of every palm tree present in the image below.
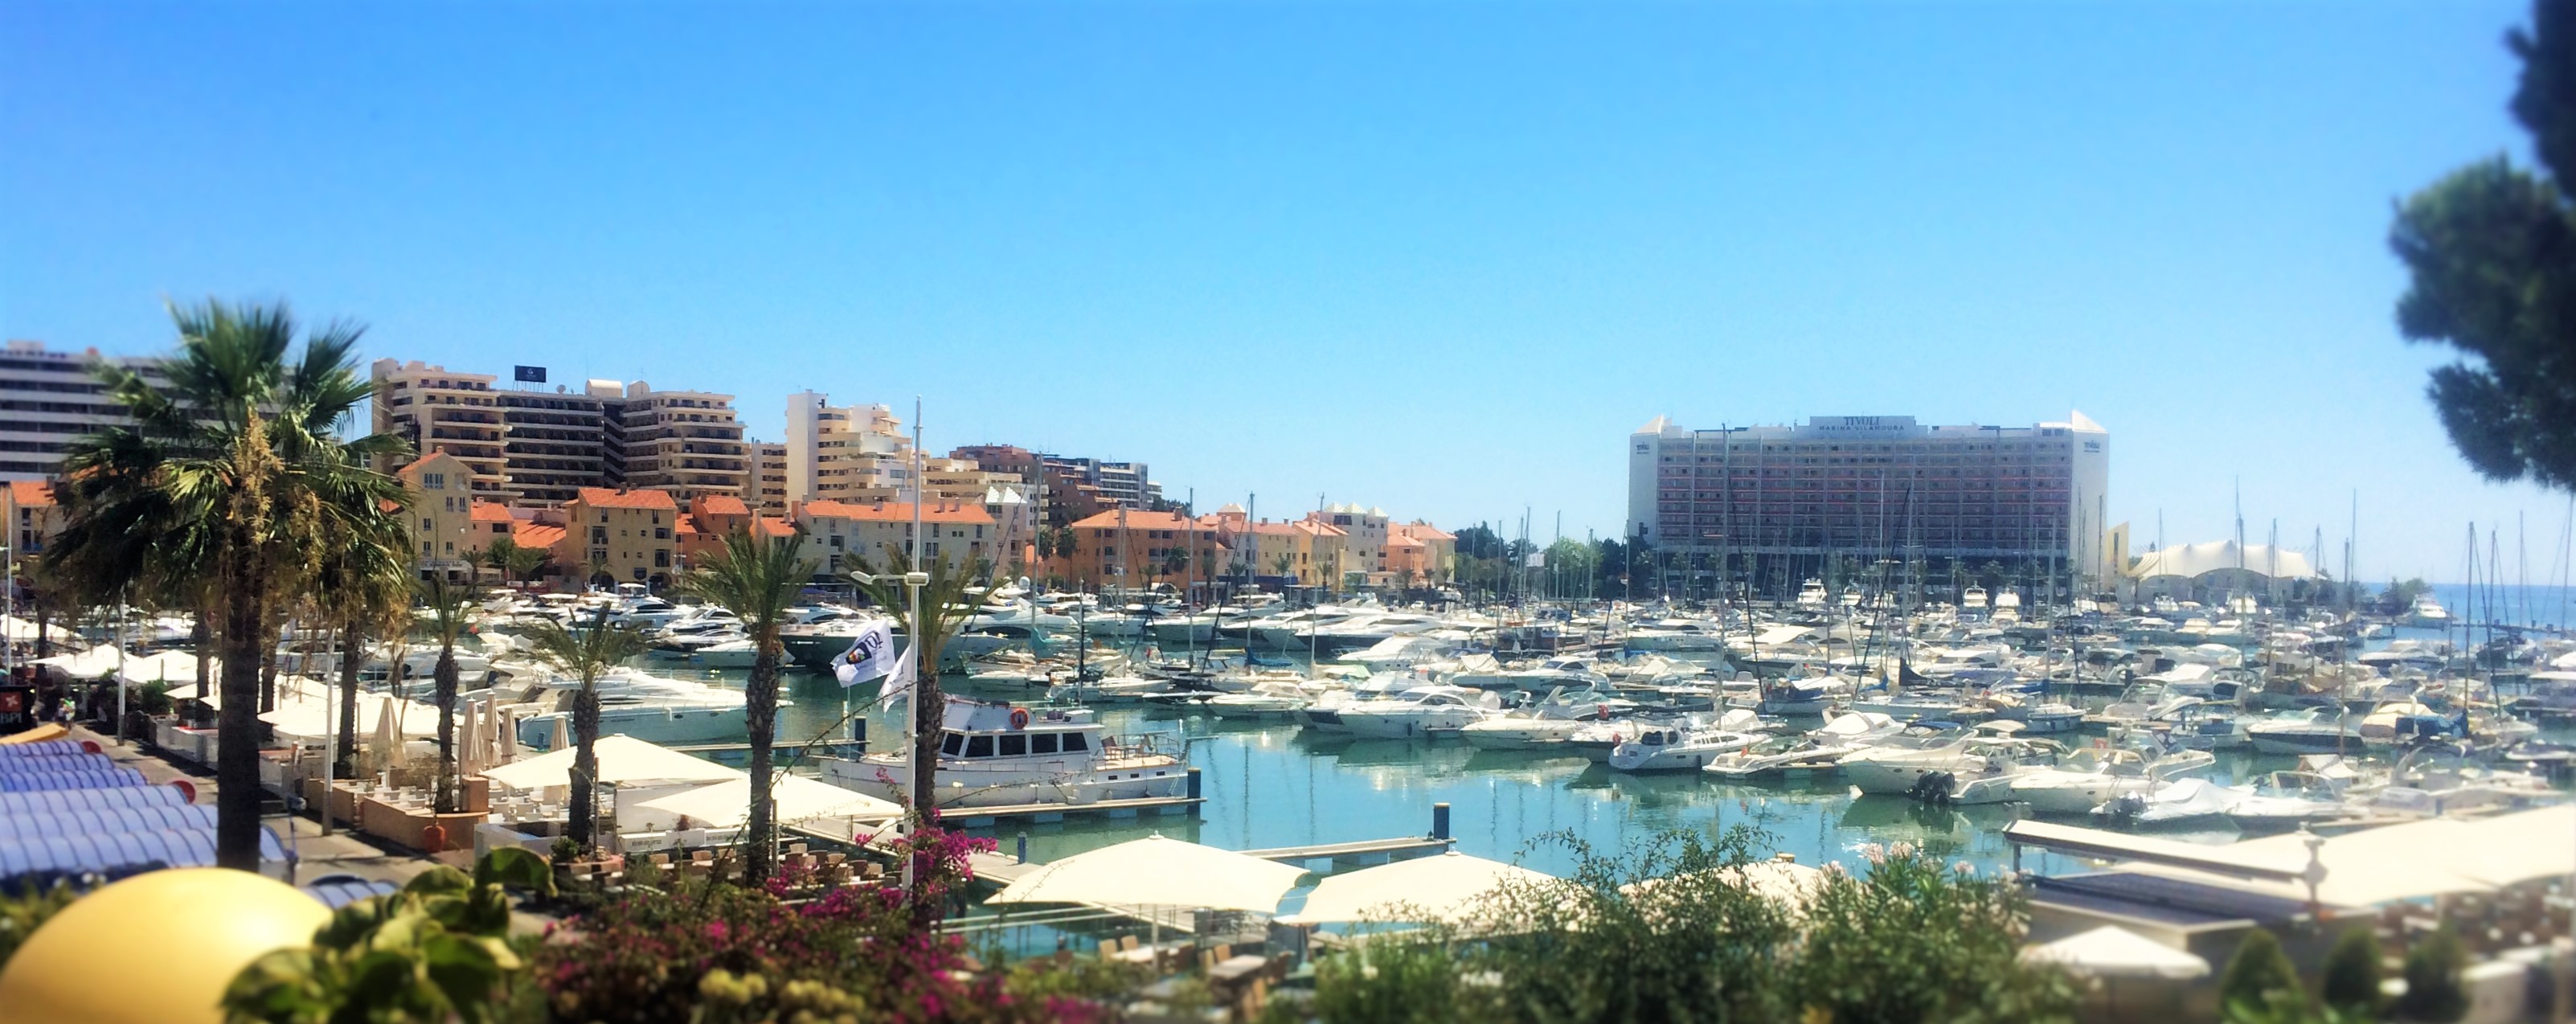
[518,608,649,850]
[676,524,818,883]
[313,510,411,778]
[850,547,994,922]
[506,543,550,588]
[45,300,407,870]
[478,536,519,586]
[1271,552,1294,579]
[416,575,476,813]
[1161,546,1190,590]
[584,553,614,591]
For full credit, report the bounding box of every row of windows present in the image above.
[941,731,1087,758]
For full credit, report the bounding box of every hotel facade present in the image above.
[1627,413,2111,592]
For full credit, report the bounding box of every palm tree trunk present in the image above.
[432,646,458,813]
[568,682,602,849]
[259,633,279,714]
[335,616,362,777]
[215,551,268,871]
[743,641,780,883]
[910,629,944,928]
[191,609,211,709]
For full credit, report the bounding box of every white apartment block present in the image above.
[782,391,909,506]
[0,341,162,481]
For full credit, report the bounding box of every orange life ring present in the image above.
[1009,707,1030,731]
[421,823,448,850]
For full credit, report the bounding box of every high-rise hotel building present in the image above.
[372,359,747,506]
[0,341,162,481]
[1627,413,2111,586]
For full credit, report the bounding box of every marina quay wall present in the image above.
[1628,412,2111,585]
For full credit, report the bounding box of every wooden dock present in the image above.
[1239,836,1455,867]
[930,794,1205,828]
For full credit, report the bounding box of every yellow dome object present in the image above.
[0,867,330,1024]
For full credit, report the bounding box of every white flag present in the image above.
[882,641,919,699]
[832,621,897,688]
[1524,551,1546,568]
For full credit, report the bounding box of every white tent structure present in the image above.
[988,835,1308,914]
[2126,541,2317,582]
[481,734,742,790]
[2111,805,2575,907]
[257,690,437,741]
[32,645,117,678]
[1282,850,1558,926]
[117,650,211,688]
[2021,925,2210,978]
[636,775,902,829]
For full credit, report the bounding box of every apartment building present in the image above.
[1384,522,1457,584]
[1309,503,1390,575]
[1,481,59,564]
[1626,413,2111,587]
[748,441,788,510]
[791,499,997,578]
[676,494,795,568]
[395,452,486,580]
[374,361,749,506]
[559,487,681,588]
[610,382,748,501]
[1061,509,1227,590]
[1207,506,1344,586]
[0,341,167,481]
[782,391,907,505]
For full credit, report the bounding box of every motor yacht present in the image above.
[2093,776,2242,829]
[1203,679,1321,721]
[1458,688,1637,751]
[2007,747,2217,815]
[2245,705,2365,756]
[682,637,764,670]
[512,668,759,749]
[1335,686,1503,739]
[817,698,1189,809]
[1841,726,2048,797]
[1608,712,1768,772]
[2222,770,2359,832]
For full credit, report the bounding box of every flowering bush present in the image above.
[534,825,1104,1024]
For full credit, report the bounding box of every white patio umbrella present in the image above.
[1282,850,1559,926]
[33,645,118,678]
[2021,925,2209,1018]
[988,834,1308,913]
[2021,925,2210,977]
[371,696,407,772]
[989,834,1308,953]
[495,707,519,764]
[636,774,903,829]
[456,699,482,776]
[480,734,742,790]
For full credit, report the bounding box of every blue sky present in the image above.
[2,1,2564,583]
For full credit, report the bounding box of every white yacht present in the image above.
[2245,706,2365,756]
[1608,722,1766,772]
[1701,711,1898,780]
[2402,592,2451,629]
[513,668,759,749]
[1335,686,1503,739]
[1796,579,1829,608]
[1841,727,2050,797]
[1458,688,1636,751]
[2007,747,2217,815]
[682,637,764,669]
[817,698,1189,809]
[1203,679,1320,721]
[1960,586,1989,611]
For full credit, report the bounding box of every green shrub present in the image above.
[2395,926,2467,1022]
[2319,928,2383,1015]
[2221,929,2303,1010]
[1309,934,1490,1024]
[1790,846,2078,1023]
[0,880,80,970]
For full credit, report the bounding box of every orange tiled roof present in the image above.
[697,494,750,516]
[514,522,567,549]
[11,480,59,506]
[1066,509,1212,531]
[575,487,678,510]
[674,514,699,536]
[754,515,796,538]
[1397,522,1455,541]
[801,500,993,526]
[469,501,514,523]
[1386,533,1426,549]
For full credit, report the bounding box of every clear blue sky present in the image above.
[2,1,2563,583]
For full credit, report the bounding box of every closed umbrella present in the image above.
[547,716,569,754]
[456,699,482,776]
[1283,850,1559,926]
[371,697,405,772]
[495,707,518,764]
